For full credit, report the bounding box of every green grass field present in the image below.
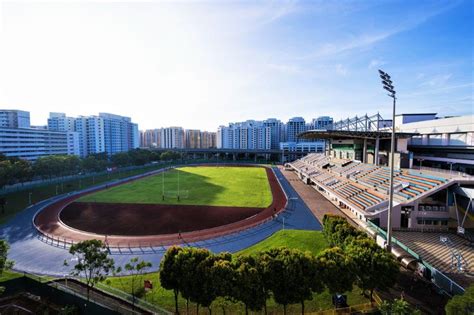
[0,164,164,225]
[79,166,273,208]
[237,229,329,256]
[106,230,369,314]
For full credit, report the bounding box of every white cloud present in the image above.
[368,59,386,69]
[335,64,348,76]
[301,1,460,61]
[420,74,453,87]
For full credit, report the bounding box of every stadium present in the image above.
[33,164,287,247]
[285,114,474,293]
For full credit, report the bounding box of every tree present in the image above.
[128,149,151,166]
[175,247,212,314]
[0,240,14,295]
[346,238,399,301]
[81,155,108,173]
[445,284,474,315]
[0,160,13,189]
[257,248,322,315]
[160,151,180,161]
[317,247,355,296]
[379,298,421,315]
[114,257,152,308]
[11,159,33,184]
[66,240,115,300]
[111,152,131,167]
[322,214,366,248]
[232,255,267,314]
[63,155,81,175]
[191,252,233,314]
[160,246,184,314]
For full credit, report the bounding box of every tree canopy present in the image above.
[66,239,115,300]
[346,238,399,301]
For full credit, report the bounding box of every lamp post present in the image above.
[418,158,424,170]
[378,69,396,251]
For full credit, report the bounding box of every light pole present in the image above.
[378,69,396,251]
[448,162,454,174]
[418,158,424,170]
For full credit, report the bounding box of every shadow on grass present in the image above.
[78,166,269,207]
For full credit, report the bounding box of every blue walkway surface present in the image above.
[0,167,321,277]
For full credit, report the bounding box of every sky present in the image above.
[0,0,472,131]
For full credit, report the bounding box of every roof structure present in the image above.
[299,129,418,140]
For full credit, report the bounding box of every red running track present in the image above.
[33,166,287,247]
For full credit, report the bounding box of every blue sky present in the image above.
[0,0,472,130]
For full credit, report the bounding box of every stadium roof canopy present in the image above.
[298,129,418,140]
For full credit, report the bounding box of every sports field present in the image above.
[78,166,273,208]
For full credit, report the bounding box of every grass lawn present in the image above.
[79,166,273,208]
[106,230,370,314]
[237,229,328,256]
[0,164,164,225]
[0,270,23,282]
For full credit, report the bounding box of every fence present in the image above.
[366,220,466,296]
[1,271,172,315]
[307,302,377,314]
[1,275,118,315]
[411,165,471,178]
[0,163,166,195]
[94,282,171,315]
[32,164,286,251]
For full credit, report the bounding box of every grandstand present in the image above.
[287,153,474,291]
[287,153,473,231]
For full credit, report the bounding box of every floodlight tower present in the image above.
[378,69,396,251]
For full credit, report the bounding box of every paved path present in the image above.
[279,166,357,225]
[1,167,321,277]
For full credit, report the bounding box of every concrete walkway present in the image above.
[1,167,321,277]
[279,166,360,226]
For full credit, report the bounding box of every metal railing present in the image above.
[32,163,288,251]
[411,165,470,178]
[15,270,171,314]
[307,302,378,314]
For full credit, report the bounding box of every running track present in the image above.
[0,166,322,277]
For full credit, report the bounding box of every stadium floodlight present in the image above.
[378,69,397,251]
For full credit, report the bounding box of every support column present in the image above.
[254,154,257,162]
[233,153,236,161]
[375,137,380,166]
[363,138,368,163]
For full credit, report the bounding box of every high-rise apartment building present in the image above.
[0,110,79,160]
[263,118,284,150]
[217,126,233,149]
[286,117,307,142]
[99,113,139,155]
[47,112,75,132]
[48,112,139,157]
[161,127,184,149]
[310,116,333,130]
[217,120,271,150]
[200,131,216,149]
[140,129,162,148]
[0,110,31,128]
[185,129,201,149]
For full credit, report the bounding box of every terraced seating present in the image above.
[338,162,361,175]
[331,161,358,174]
[407,171,448,182]
[289,153,452,211]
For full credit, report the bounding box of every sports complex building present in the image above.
[1,111,472,312]
[286,112,474,291]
